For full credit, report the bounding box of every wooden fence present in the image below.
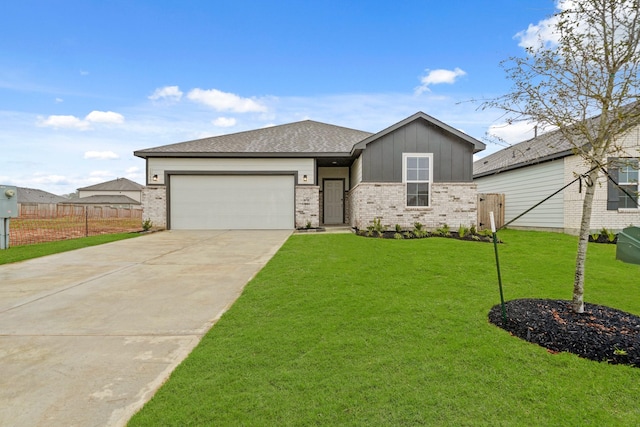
[8,203,143,246]
[477,193,505,230]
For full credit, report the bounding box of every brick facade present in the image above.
[295,185,320,228]
[141,186,167,229]
[563,152,640,235]
[348,182,478,230]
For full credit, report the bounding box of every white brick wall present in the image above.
[295,185,320,228]
[349,182,478,230]
[141,186,167,229]
[563,150,640,234]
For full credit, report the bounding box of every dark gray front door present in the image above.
[324,180,343,224]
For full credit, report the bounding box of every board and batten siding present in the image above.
[148,158,314,185]
[361,120,474,183]
[475,159,565,229]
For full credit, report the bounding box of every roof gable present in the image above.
[78,177,144,192]
[134,120,373,158]
[352,111,486,154]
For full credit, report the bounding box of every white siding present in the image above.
[475,160,565,229]
[148,158,314,185]
[318,167,349,190]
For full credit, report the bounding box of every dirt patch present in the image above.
[489,299,640,367]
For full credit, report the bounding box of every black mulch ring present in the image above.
[489,299,640,368]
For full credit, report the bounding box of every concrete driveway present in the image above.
[0,229,291,427]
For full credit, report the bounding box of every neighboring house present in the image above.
[60,195,141,209]
[16,187,67,205]
[134,112,485,230]
[473,124,640,235]
[77,177,144,207]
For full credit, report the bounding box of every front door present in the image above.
[324,180,344,224]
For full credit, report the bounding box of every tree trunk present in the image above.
[572,165,600,313]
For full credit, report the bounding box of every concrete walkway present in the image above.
[0,230,291,427]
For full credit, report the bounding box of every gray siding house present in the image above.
[134,112,485,230]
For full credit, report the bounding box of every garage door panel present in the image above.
[170,175,294,229]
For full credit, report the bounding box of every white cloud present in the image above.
[212,116,237,127]
[85,111,124,124]
[31,174,70,185]
[416,68,466,94]
[37,115,90,130]
[149,85,183,102]
[37,110,124,130]
[514,0,581,51]
[84,151,120,160]
[80,70,89,76]
[126,166,140,174]
[55,98,64,103]
[187,88,268,113]
[515,16,561,50]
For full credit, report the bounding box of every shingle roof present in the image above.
[77,177,144,191]
[16,187,67,204]
[473,126,578,178]
[61,195,140,205]
[134,120,374,158]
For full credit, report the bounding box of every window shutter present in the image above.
[606,157,619,211]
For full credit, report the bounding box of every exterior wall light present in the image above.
[303,174,308,182]
[152,174,159,182]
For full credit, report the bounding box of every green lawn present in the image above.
[129,230,640,426]
[0,232,140,265]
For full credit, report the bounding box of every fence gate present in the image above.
[477,193,505,230]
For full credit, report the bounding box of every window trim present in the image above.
[402,153,433,208]
[618,158,639,209]
[607,157,640,212]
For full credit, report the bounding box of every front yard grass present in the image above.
[129,229,640,426]
[0,232,140,265]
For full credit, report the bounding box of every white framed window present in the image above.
[619,158,639,209]
[403,153,433,207]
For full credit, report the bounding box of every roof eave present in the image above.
[134,151,354,159]
[473,149,574,178]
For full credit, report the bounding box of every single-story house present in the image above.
[16,187,68,205]
[134,112,486,230]
[473,122,639,234]
[77,177,144,204]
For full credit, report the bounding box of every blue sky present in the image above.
[0,0,559,195]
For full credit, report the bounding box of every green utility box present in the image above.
[616,226,640,265]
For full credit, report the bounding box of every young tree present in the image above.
[483,0,640,313]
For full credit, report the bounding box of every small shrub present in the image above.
[372,218,386,237]
[142,218,153,231]
[394,232,404,240]
[413,222,428,238]
[305,220,312,229]
[480,229,493,237]
[607,231,617,242]
[590,231,600,241]
[395,224,402,232]
[437,223,451,237]
[458,225,469,238]
[470,224,477,235]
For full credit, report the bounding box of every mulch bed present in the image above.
[489,299,640,368]
[356,230,495,242]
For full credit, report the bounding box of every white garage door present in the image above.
[169,174,295,229]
